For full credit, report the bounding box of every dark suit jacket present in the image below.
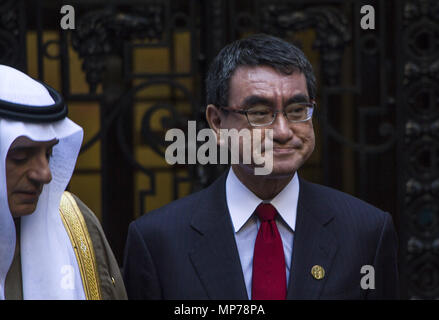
[123,172,399,300]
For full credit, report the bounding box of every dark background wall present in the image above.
[1,0,438,299]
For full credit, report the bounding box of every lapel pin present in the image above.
[311,265,325,280]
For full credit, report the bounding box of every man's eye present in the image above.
[7,149,27,162]
[249,111,270,116]
[290,107,305,113]
[286,105,306,114]
[9,155,27,163]
[247,107,271,116]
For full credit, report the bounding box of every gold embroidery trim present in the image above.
[59,191,102,300]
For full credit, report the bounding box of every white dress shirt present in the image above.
[225,167,299,299]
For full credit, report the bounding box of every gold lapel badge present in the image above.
[311,265,325,280]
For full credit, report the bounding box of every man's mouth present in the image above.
[271,148,297,157]
[273,147,295,152]
[15,190,41,202]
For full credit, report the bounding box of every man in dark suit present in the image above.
[123,34,399,300]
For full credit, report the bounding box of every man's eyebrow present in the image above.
[285,94,310,105]
[241,95,274,108]
[9,140,59,152]
[240,94,311,108]
[8,146,28,153]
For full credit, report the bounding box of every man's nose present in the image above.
[28,154,52,185]
[271,111,293,142]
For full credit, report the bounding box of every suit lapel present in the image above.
[287,178,338,299]
[188,174,338,300]
[189,172,248,300]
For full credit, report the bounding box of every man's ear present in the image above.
[206,103,222,132]
[206,104,225,146]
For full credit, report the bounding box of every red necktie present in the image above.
[251,203,286,300]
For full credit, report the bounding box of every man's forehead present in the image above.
[231,65,306,84]
[229,65,308,102]
[9,136,59,150]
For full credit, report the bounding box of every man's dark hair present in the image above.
[205,34,316,107]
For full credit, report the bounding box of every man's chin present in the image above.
[235,163,298,179]
[261,167,297,179]
[10,204,37,218]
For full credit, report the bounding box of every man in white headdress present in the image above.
[0,64,127,300]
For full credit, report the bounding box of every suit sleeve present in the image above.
[368,212,400,300]
[123,221,162,299]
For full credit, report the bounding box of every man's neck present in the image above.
[231,165,294,200]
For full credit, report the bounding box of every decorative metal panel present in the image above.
[1,0,438,299]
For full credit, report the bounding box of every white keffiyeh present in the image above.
[0,64,85,299]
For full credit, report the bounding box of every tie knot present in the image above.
[255,203,277,222]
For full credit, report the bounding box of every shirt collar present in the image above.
[225,167,299,233]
